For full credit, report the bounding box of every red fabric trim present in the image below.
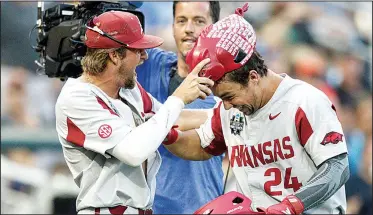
[137,82,153,113]
[66,117,85,147]
[96,97,119,116]
[109,205,127,215]
[162,125,179,145]
[295,107,314,146]
[203,102,227,156]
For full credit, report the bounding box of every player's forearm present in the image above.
[176,109,210,131]
[164,129,213,161]
[108,96,185,167]
[294,153,350,211]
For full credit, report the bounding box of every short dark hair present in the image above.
[220,50,268,86]
[173,1,220,23]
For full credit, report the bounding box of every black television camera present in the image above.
[32,1,145,81]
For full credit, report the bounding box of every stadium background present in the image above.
[1,2,371,214]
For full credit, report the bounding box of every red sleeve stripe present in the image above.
[96,97,119,116]
[136,82,153,113]
[203,102,227,156]
[66,117,85,147]
[295,107,314,147]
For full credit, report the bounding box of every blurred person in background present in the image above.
[1,148,51,213]
[1,65,63,128]
[334,53,365,108]
[345,135,372,215]
[346,96,373,176]
[136,2,225,214]
[1,67,40,128]
[356,96,372,139]
[287,44,341,107]
[326,53,370,176]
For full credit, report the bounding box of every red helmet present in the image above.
[193,191,264,214]
[186,3,256,82]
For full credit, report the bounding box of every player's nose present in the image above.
[140,49,148,60]
[185,20,195,34]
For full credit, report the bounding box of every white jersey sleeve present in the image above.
[295,90,347,166]
[56,88,132,156]
[196,101,227,156]
[56,83,184,164]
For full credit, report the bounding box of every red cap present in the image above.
[85,11,163,49]
[186,3,256,81]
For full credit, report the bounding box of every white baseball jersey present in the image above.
[196,74,348,214]
[55,77,179,212]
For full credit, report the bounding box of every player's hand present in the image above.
[172,58,214,104]
[257,195,304,215]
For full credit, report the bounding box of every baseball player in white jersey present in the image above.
[162,3,350,214]
[55,11,214,214]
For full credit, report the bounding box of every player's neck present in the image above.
[259,70,284,108]
[81,72,120,99]
[176,54,189,78]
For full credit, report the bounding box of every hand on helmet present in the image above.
[172,58,214,104]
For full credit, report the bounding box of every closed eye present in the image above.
[222,95,234,102]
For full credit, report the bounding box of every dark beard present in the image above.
[238,104,254,116]
[119,63,136,89]
[239,93,257,116]
[123,77,135,89]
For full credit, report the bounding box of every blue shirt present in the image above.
[136,48,224,214]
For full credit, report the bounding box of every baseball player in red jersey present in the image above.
[55,11,214,214]
[163,3,350,214]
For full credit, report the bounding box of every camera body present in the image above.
[33,1,145,80]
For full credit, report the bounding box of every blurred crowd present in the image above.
[1,2,372,214]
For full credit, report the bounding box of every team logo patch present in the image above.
[320,131,343,145]
[230,113,244,135]
[98,124,112,138]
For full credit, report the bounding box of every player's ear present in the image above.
[248,70,259,85]
[108,51,119,65]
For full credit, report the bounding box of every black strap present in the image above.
[168,67,184,96]
[222,151,231,195]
